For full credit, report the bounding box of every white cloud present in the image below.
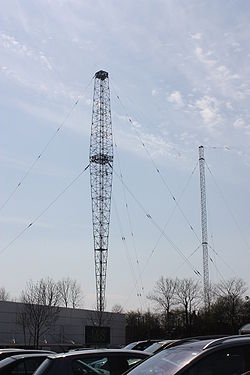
[193,45,242,99]
[194,96,222,128]
[0,32,33,58]
[115,128,182,163]
[215,65,240,82]
[139,131,182,160]
[233,118,250,130]
[226,102,233,110]
[39,52,53,71]
[233,118,245,129]
[195,47,217,68]
[167,91,184,108]
[113,112,182,161]
[190,32,202,40]
[116,114,142,130]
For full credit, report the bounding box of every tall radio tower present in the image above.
[89,70,113,312]
[199,145,210,309]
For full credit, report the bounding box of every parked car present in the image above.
[124,335,250,375]
[33,349,150,375]
[239,323,250,334]
[0,353,51,374]
[123,340,159,351]
[0,349,54,361]
[143,335,226,355]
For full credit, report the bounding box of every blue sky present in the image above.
[1,0,250,311]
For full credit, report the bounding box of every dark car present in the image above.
[0,353,51,375]
[33,349,150,375]
[124,335,250,375]
[0,349,54,362]
[143,335,226,355]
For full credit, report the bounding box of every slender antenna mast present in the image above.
[199,145,210,309]
[90,70,113,312]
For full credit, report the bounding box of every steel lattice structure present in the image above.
[199,145,210,309]
[89,70,113,312]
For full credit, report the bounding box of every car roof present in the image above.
[50,348,150,359]
[163,334,250,353]
[169,339,212,351]
[0,349,24,353]
[202,334,250,349]
[0,349,54,353]
[159,335,228,349]
[9,353,52,360]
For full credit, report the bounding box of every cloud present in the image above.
[139,131,182,160]
[215,65,240,82]
[190,32,202,40]
[0,31,72,97]
[193,45,242,100]
[167,91,184,108]
[39,52,53,71]
[194,96,222,128]
[195,47,217,68]
[233,118,245,129]
[114,115,182,162]
[114,109,184,160]
[233,118,250,130]
[152,88,158,96]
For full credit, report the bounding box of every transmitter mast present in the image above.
[89,70,113,312]
[199,145,210,309]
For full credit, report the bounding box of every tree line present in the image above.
[1,275,250,347]
[0,277,83,308]
[126,276,250,342]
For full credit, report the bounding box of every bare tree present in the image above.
[70,280,83,308]
[147,277,177,332]
[112,304,124,314]
[148,277,177,312]
[18,278,60,348]
[57,277,83,308]
[57,278,70,308]
[214,277,247,331]
[215,278,247,299]
[175,278,201,333]
[0,287,10,301]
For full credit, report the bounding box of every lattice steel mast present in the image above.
[199,145,210,309]
[89,70,113,312]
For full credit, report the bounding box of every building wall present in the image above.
[0,301,125,350]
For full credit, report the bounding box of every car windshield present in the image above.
[126,347,201,375]
[144,342,163,354]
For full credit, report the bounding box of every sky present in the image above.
[1,0,250,312]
